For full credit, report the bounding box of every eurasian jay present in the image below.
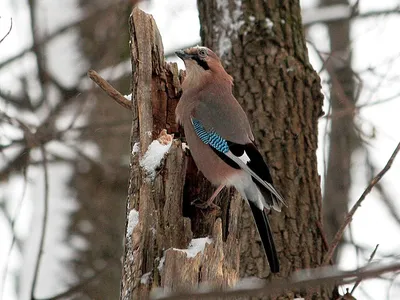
[175,46,285,273]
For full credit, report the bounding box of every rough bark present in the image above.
[321,0,360,253]
[198,0,331,298]
[120,8,241,299]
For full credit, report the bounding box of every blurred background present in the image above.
[0,0,400,299]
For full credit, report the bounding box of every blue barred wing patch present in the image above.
[191,118,229,153]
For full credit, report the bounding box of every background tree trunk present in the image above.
[67,2,131,299]
[320,0,360,258]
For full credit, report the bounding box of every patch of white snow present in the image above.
[126,209,139,238]
[215,0,245,60]
[172,237,212,258]
[181,142,189,152]
[266,18,274,30]
[132,142,140,156]
[140,139,172,180]
[157,254,165,272]
[140,271,152,284]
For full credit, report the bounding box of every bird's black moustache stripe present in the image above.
[192,56,210,70]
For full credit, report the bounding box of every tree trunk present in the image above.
[197,0,331,296]
[120,8,241,299]
[320,0,360,256]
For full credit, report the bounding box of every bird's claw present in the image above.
[191,198,219,210]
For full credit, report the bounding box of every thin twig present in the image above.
[341,240,398,259]
[28,0,47,91]
[30,145,49,299]
[0,18,12,44]
[376,182,400,225]
[323,142,400,264]
[303,6,400,27]
[0,171,28,300]
[350,244,379,294]
[87,69,132,110]
[358,92,400,109]
[157,262,400,300]
[0,4,118,70]
[315,220,334,265]
[366,149,400,226]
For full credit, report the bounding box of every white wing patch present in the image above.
[225,151,286,206]
[238,151,251,164]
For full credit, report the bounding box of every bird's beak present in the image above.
[175,50,191,60]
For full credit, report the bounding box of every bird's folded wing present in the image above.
[190,116,285,204]
[192,95,254,144]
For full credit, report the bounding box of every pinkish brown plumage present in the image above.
[175,46,286,273]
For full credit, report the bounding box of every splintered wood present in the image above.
[120,7,241,300]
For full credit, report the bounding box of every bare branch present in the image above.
[0,3,118,70]
[28,0,47,89]
[0,112,42,179]
[87,69,132,110]
[303,5,400,27]
[0,175,27,300]
[376,182,400,225]
[315,220,334,265]
[0,87,27,108]
[156,262,400,300]
[342,240,399,260]
[323,142,400,264]
[358,92,400,109]
[350,244,379,294]
[365,149,400,226]
[0,18,12,44]
[30,145,49,299]
[0,147,31,181]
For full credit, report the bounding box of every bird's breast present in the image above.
[183,118,242,186]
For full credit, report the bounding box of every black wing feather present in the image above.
[209,140,280,272]
[212,141,276,199]
[242,143,278,208]
[242,143,274,183]
[248,200,280,273]
[210,141,243,169]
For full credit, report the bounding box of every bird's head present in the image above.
[175,46,232,88]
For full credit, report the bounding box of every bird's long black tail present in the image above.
[248,200,279,273]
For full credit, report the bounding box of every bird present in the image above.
[175,46,286,273]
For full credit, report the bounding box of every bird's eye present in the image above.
[198,49,207,58]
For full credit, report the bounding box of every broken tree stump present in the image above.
[120,7,242,300]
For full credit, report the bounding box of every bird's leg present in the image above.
[191,184,225,209]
